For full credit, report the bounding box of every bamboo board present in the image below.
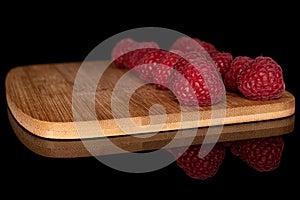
[5,61,295,139]
[8,109,295,158]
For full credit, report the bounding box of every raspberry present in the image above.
[111,38,137,68]
[170,36,199,53]
[133,49,168,83]
[170,36,211,56]
[237,56,285,100]
[171,55,226,106]
[211,52,233,79]
[194,38,219,56]
[122,50,137,70]
[123,41,159,70]
[224,56,254,92]
[182,51,211,61]
[125,48,157,70]
[169,143,226,180]
[237,136,284,172]
[152,50,184,90]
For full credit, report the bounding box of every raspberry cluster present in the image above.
[111,36,287,180]
[111,36,285,104]
[112,37,226,106]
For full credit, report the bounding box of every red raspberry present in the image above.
[111,38,137,68]
[125,48,157,70]
[169,53,192,76]
[194,38,219,56]
[170,36,211,56]
[171,51,214,78]
[211,52,233,79]
[170,36,199,53]
[171,55,226,106]
[123,41,159,70]
[122,50,138,70]
[182,51,212,61]
[152,50,184,90]
[133,49,168,83]
[237,136,284,172]
[224,56,254,92]
[169,143,226,180]
[237,56,285,100]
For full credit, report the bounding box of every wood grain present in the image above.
[5,61,296,139]
[8,109,295,158]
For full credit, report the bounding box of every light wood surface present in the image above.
[5,61,295,139]
[8,109,295,158]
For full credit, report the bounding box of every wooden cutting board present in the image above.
[5,60,295,140]
[8,109,295,158]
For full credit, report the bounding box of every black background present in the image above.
[1,3,299,198]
